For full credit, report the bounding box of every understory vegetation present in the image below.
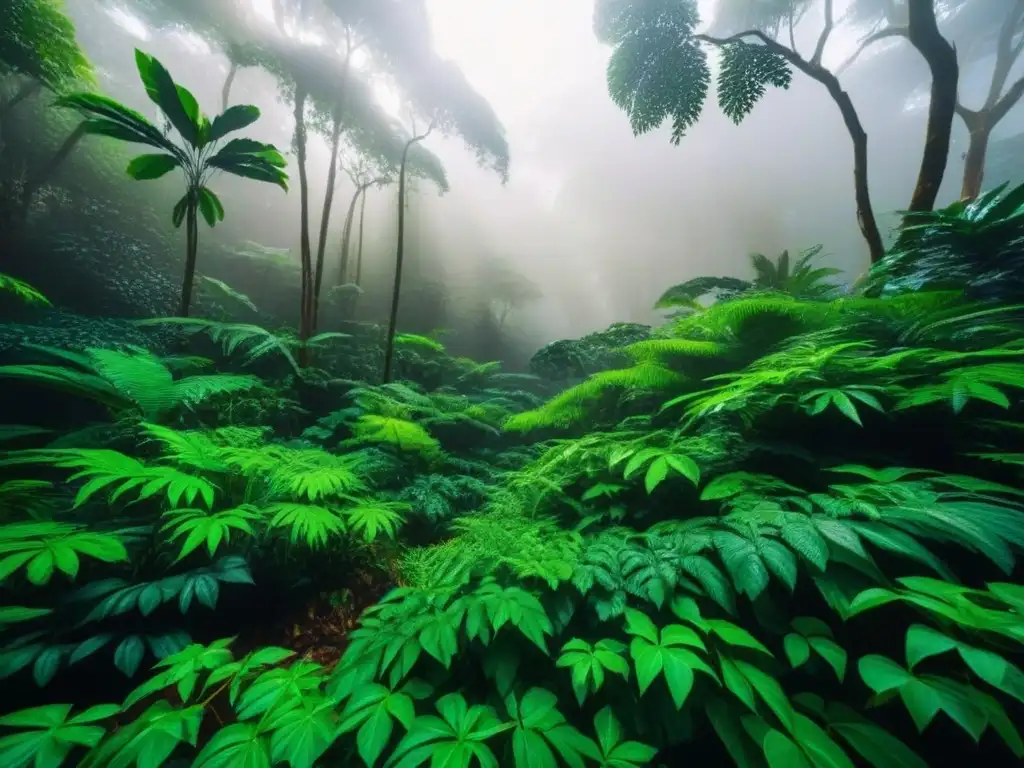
[1,181,1023,767]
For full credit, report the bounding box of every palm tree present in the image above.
[55,50,289,317]
[748,245,843,298]
[655,244,842,313]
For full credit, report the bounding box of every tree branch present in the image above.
[993,73,1024,124]
[835,26,909,76]
[698,31,819,81]
[810,0,834,67]
[984,0,1024,109]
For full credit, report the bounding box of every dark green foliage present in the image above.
[596,0,793,143]
[596,0,710,143]
[868,181,1024,301]
[657,245,843,314]
[716,40,792,123]
[529,323,653,381]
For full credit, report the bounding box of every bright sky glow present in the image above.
[174,30,212,56]
[426,0,601,120]
[107,6,150,40]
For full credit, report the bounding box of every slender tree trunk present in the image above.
[293,86,313,367]
[383,127,432,383]
[0,79,42,120]
[178,195,200,317]
[905,0,959,212]
[961,121,993,201]
[337,185,365,285]
[312,108,344,333]
[355,187,368,285]
[18,121,87,222]
[221,61,238,112]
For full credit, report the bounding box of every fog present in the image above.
[53,0,1024,351]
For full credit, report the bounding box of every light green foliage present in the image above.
[0,0,94,91]
[0,273,51,306]
[4,192,1024,768]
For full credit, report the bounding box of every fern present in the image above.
[0,273,51,306]
[0,346,259,420]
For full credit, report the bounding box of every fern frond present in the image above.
[0,273,51,306]
[0,449,216,509]
[505,363,684,433]
[261,502,346,547]
[621,338,730,363]
[349,415,441,458]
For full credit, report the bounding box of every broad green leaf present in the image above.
[126,153,179,180]
[783,634,810,669]
[209,105,261,142]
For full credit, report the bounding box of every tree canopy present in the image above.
[0,0,94,91]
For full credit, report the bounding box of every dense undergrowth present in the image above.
[1,184,1024,767]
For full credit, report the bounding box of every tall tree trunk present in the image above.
[337,185,365,285]
[355,187,368,285]
[960,120,993,201]
[0,79,42,120]
[957,0,1024,200]
[383,127,433,383]
[18,121,87,222]
[221,61,238,112]
[905,0,959,212]
[293,86,313,367]
[178,195,200,317]
[698,27,886,264]
[312,108,344,333]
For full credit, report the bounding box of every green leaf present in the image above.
[623,609,658,644]
[513,728,557,768]
[858,655,911,695]
[209,105,261,142]
[357,705,393,767]
[592,706,621,757]
[664,453,701,485]
[197,187,224,227]
[717,40,792,124]
[172,194,190,228]
[114,636,145,677]
[706,619,772,656]
[32,647,62,687]
[126,153,180,180]
[644,456,669,494]
[762,728,812,768]
[135,49,199,146]
[792,713,855,768]
[783,634,810,669]
[830,392,862,425]
[808,637,847,682]
[905,625,957,670]
[825,703,928,768]
[735,661,795,732]
[661,650,696,709]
